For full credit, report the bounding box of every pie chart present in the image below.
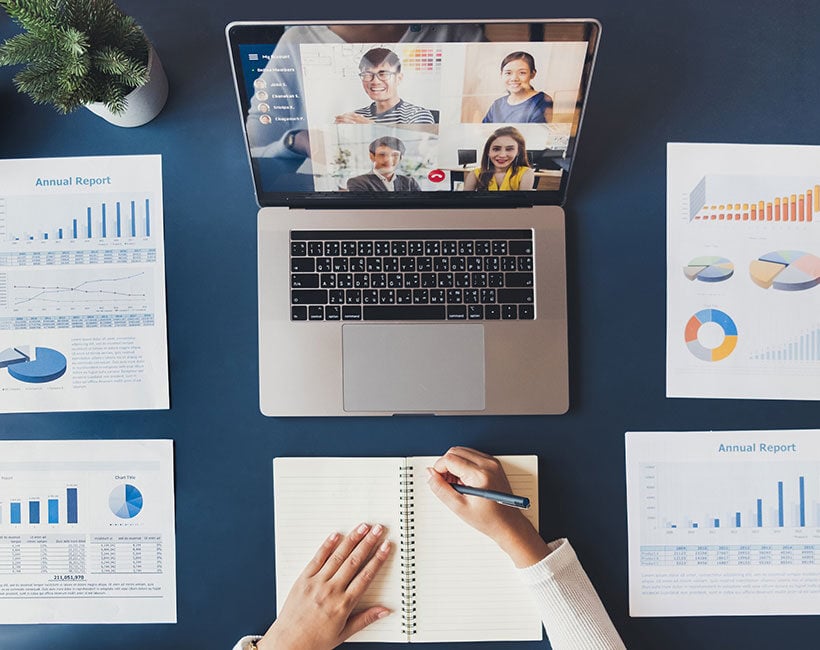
[683,256,734,282]
[684,309,738,361]
[1,346,67,383]
[109,484,144,519]
[749,250,820,291]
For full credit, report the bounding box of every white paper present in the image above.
[626,430,820,616]
[0,439,176,623]
[0,155,169,412]
[666,143,820,399]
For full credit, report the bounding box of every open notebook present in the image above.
[273,456,541,642]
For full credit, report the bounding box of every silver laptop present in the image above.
[226,19,601,416]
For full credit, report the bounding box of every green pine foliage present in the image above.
[0,0,150,114]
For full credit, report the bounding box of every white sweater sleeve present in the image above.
[231,635,261,650]
[516,539,626,650]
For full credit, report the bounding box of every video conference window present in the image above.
[239,25,591,195]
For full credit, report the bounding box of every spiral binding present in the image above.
[399,464,417,637]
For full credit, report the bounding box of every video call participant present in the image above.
[247,25,482,166]
[334,48,436,125]
[346,136,421,192]
[482,51,553,124]
[464,126,535,191]
[232,447,626,650]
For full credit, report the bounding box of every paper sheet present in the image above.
[667,143,820,399]
[627,430,820,616]
[0,439,176,623]
[0,155,169,412]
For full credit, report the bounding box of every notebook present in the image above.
[273,455,542,642]
[226,20,602,416]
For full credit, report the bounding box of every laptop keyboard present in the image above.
[290,230,535,322]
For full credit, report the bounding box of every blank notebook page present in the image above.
[409,455,543,642]
[273,457,405,642]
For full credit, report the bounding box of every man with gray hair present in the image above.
[346,136,421,191]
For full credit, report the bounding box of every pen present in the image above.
[451,484,530,509]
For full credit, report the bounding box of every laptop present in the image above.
[226,19,601,416]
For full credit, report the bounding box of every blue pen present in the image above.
[451,484,530,509]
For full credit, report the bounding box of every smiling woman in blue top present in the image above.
[334,48,436,125]
[483,51,553,124]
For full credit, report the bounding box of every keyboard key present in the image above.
[518,256,533,272]
[446,289,462,303]
[430,289,446,303]
[366,257,382,272]
[485,256,500,271]
[400,257,416,272]
[425,240,440,255]
[379,289,396,304]
[316,257,332,272]
[363,305,445,320]
[362,290,379,304]
[454,273,471,287]
[291,305,307,320]
[480,288,497,303]
[370,273,387,288]
[408,241,424,255]
[308,306,324,321]
[292,273,319,288]
[463,289,479,304]
[467,257,483,271]
[341,241,357,256]
[291,241,307,256]
[437,273,454,287]
[442,240,458,255]
[391,241,407,256]
[505,272,534,287]
[433,257,449,272]
[475,241,491,255]
[498,288,534,304]
[353,273,369,288]
[485,304,500,319]
[308,241,323,256]
[404,273,420,288]
[417,257,433,272]
[325,305,341,321]
[421,273,437,288]
[337,273,353,288]
[319,274,335,288]
[396,289,412,304]
[387,273,403,288]
[468,305,484,319]
[342,306,362,320]
[492,241,507,255]
[413,289,429,304]
[471,272,487,287]
[329,290,345,304]
[324,241,340,256]
[358,241,373,256]
[375,241,390,255]
[447,305,467,320]
[332,257,348,272]
[458,241,474,255]
[291,257,315,272]
[488,273,504,287]
[501,256,517,271]
[519,304,535,319]
[346,289,361,304]
[383,257,399,272]
[509,240,533,255]
[291,289,327,305]
[502,304,518,319]
[450,256,466,271]
[350,257,366,272]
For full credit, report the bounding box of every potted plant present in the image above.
[0,0,168,127]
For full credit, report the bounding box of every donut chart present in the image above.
[684,309,738,361]
[683,256,734,282]
[749,250,820,291]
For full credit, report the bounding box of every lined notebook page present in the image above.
[273,458,405,642]
[408,455,543,643]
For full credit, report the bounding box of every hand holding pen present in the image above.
[427,446,550,568]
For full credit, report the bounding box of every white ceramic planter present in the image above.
[85,44,169,127]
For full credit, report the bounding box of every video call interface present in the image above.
[235,23,597,199]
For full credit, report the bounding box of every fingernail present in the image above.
[377,609,391,619]
[371,523,384,536]
[357,522,369,534]
[327,532,340,543]
[426,467,435,480]
[379,540,391,553]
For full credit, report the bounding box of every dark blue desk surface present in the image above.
[2,2,820,649]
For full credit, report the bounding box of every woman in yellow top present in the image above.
[464,126,535,191]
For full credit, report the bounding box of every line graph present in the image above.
[4,268,153,319]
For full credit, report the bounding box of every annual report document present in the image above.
[0,155,169,412]
[667,143,820,399]
[626,430,820,616]
[0,439,176,623]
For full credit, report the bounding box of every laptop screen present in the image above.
[226,20,600,208]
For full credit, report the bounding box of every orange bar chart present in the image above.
[692,183,820,223]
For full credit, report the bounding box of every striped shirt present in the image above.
[353,99,436,124]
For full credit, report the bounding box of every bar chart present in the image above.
[688,174,820,223]
[1,195,155,243]
[749,325,820,362]
[3,487,79,525]
[640,462,819,530]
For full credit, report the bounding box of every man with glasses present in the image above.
[346,136,422,191]
[334,48,436,124]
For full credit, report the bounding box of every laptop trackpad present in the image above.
[342,324,485,412]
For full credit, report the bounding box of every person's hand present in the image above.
[334,112,374,124]
[257,523,392,650]
[427,446,549,568]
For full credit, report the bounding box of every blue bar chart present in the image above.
[4,487,80,526]
[2,195,154,243]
